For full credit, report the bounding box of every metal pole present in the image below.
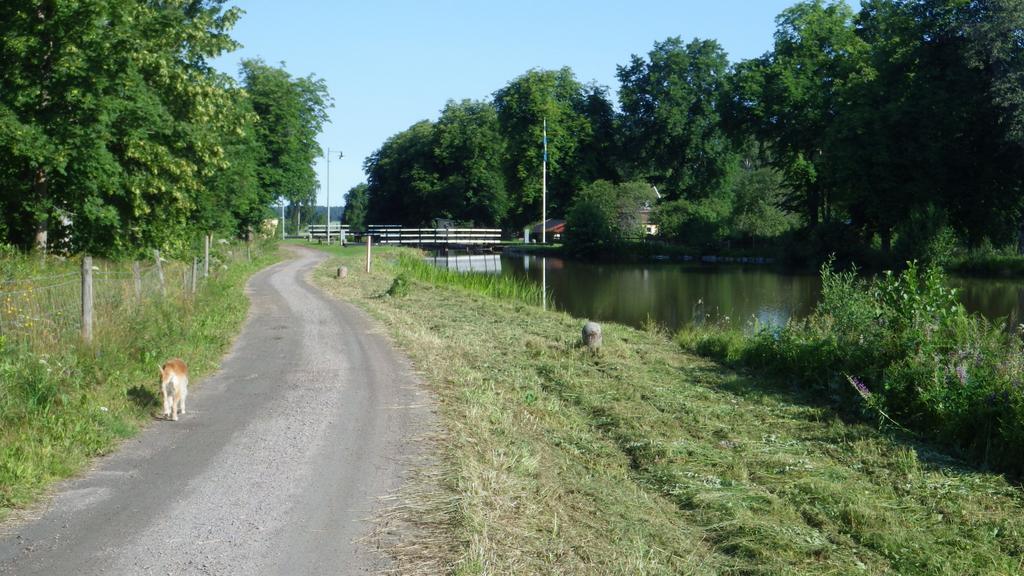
[203,234,210,278]
[192,257,198,294]
[281,201,285,239]
[326,152,331,245]
[542,117,547,244]
[81,256,93,343]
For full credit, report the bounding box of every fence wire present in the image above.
[0,278,81,349]
[0,240,269,351]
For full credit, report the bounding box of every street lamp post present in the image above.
[325,148,343,245]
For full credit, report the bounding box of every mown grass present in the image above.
[0,241,279,518]
[311,245,1024,575]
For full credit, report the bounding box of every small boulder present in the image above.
[336,266,348,279]
[581,321,602,352]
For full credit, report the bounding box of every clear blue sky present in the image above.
[212,0,860,209]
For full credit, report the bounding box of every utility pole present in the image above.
[325,148,343,245]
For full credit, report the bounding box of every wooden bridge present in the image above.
[367,225,502,248]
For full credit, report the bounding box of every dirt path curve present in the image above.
[0,246,431,575]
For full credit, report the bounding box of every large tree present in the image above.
[731,1,866,229]
[433,99,508,226]
[0,0,245,255]
[617,37,735,201]
[197,84,266,240]
[492,68,594,228]
[240,59,331,220]
[363,120,440,226]
[342,183,369,232]
[826,0,1024,251]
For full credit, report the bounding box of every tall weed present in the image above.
[395,252,543,305]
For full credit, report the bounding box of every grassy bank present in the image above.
[505,240,782,264]
[311,244,1024,575]
[0,241,279,517]
[946,251,1024,277]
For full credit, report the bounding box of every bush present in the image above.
[946,241,1024,277]
[654,194,732,249]
[565,180,656,256]
[678,260,1024,475]
[893,204,957,267]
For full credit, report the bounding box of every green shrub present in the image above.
[565,180,656,256]
[387,273,411,297]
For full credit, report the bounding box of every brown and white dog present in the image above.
[159,359,189,421]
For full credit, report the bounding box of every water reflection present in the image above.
[426,254,502,274]
[505,255,820,332]
[500,255,1024,333]
[948,277,1024,330]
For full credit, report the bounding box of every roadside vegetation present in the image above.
[312,244,1024,575]
[1,1,326,519]
[0,240,279,518]
[678,261,1024,477]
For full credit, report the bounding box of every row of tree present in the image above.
[357,0,1023,261]
[0,0,331,257]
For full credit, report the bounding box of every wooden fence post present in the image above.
[81,256,93,343]
[132,261,142,298]
[366,234,372,273]
[154,249,165,297]
[192,257,198,294]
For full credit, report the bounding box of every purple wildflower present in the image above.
[955,364,968,385]
[848,375,872,400]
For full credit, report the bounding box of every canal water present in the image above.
[429,253,1024,332]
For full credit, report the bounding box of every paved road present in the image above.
[0,246,431,575]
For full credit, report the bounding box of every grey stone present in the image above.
[582,321,602,351]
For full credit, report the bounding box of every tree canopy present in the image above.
[0,1,331,256]
[361,0,1023,263]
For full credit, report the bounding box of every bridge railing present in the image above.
[366,226,502,245]
[306,224,352,243]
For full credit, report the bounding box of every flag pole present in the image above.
[542,118,547,244]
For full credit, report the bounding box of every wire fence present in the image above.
[0,239,270,351]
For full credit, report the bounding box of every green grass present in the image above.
[396,252,543,305]
[310,245,1024,575]
[0,241,280,517]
